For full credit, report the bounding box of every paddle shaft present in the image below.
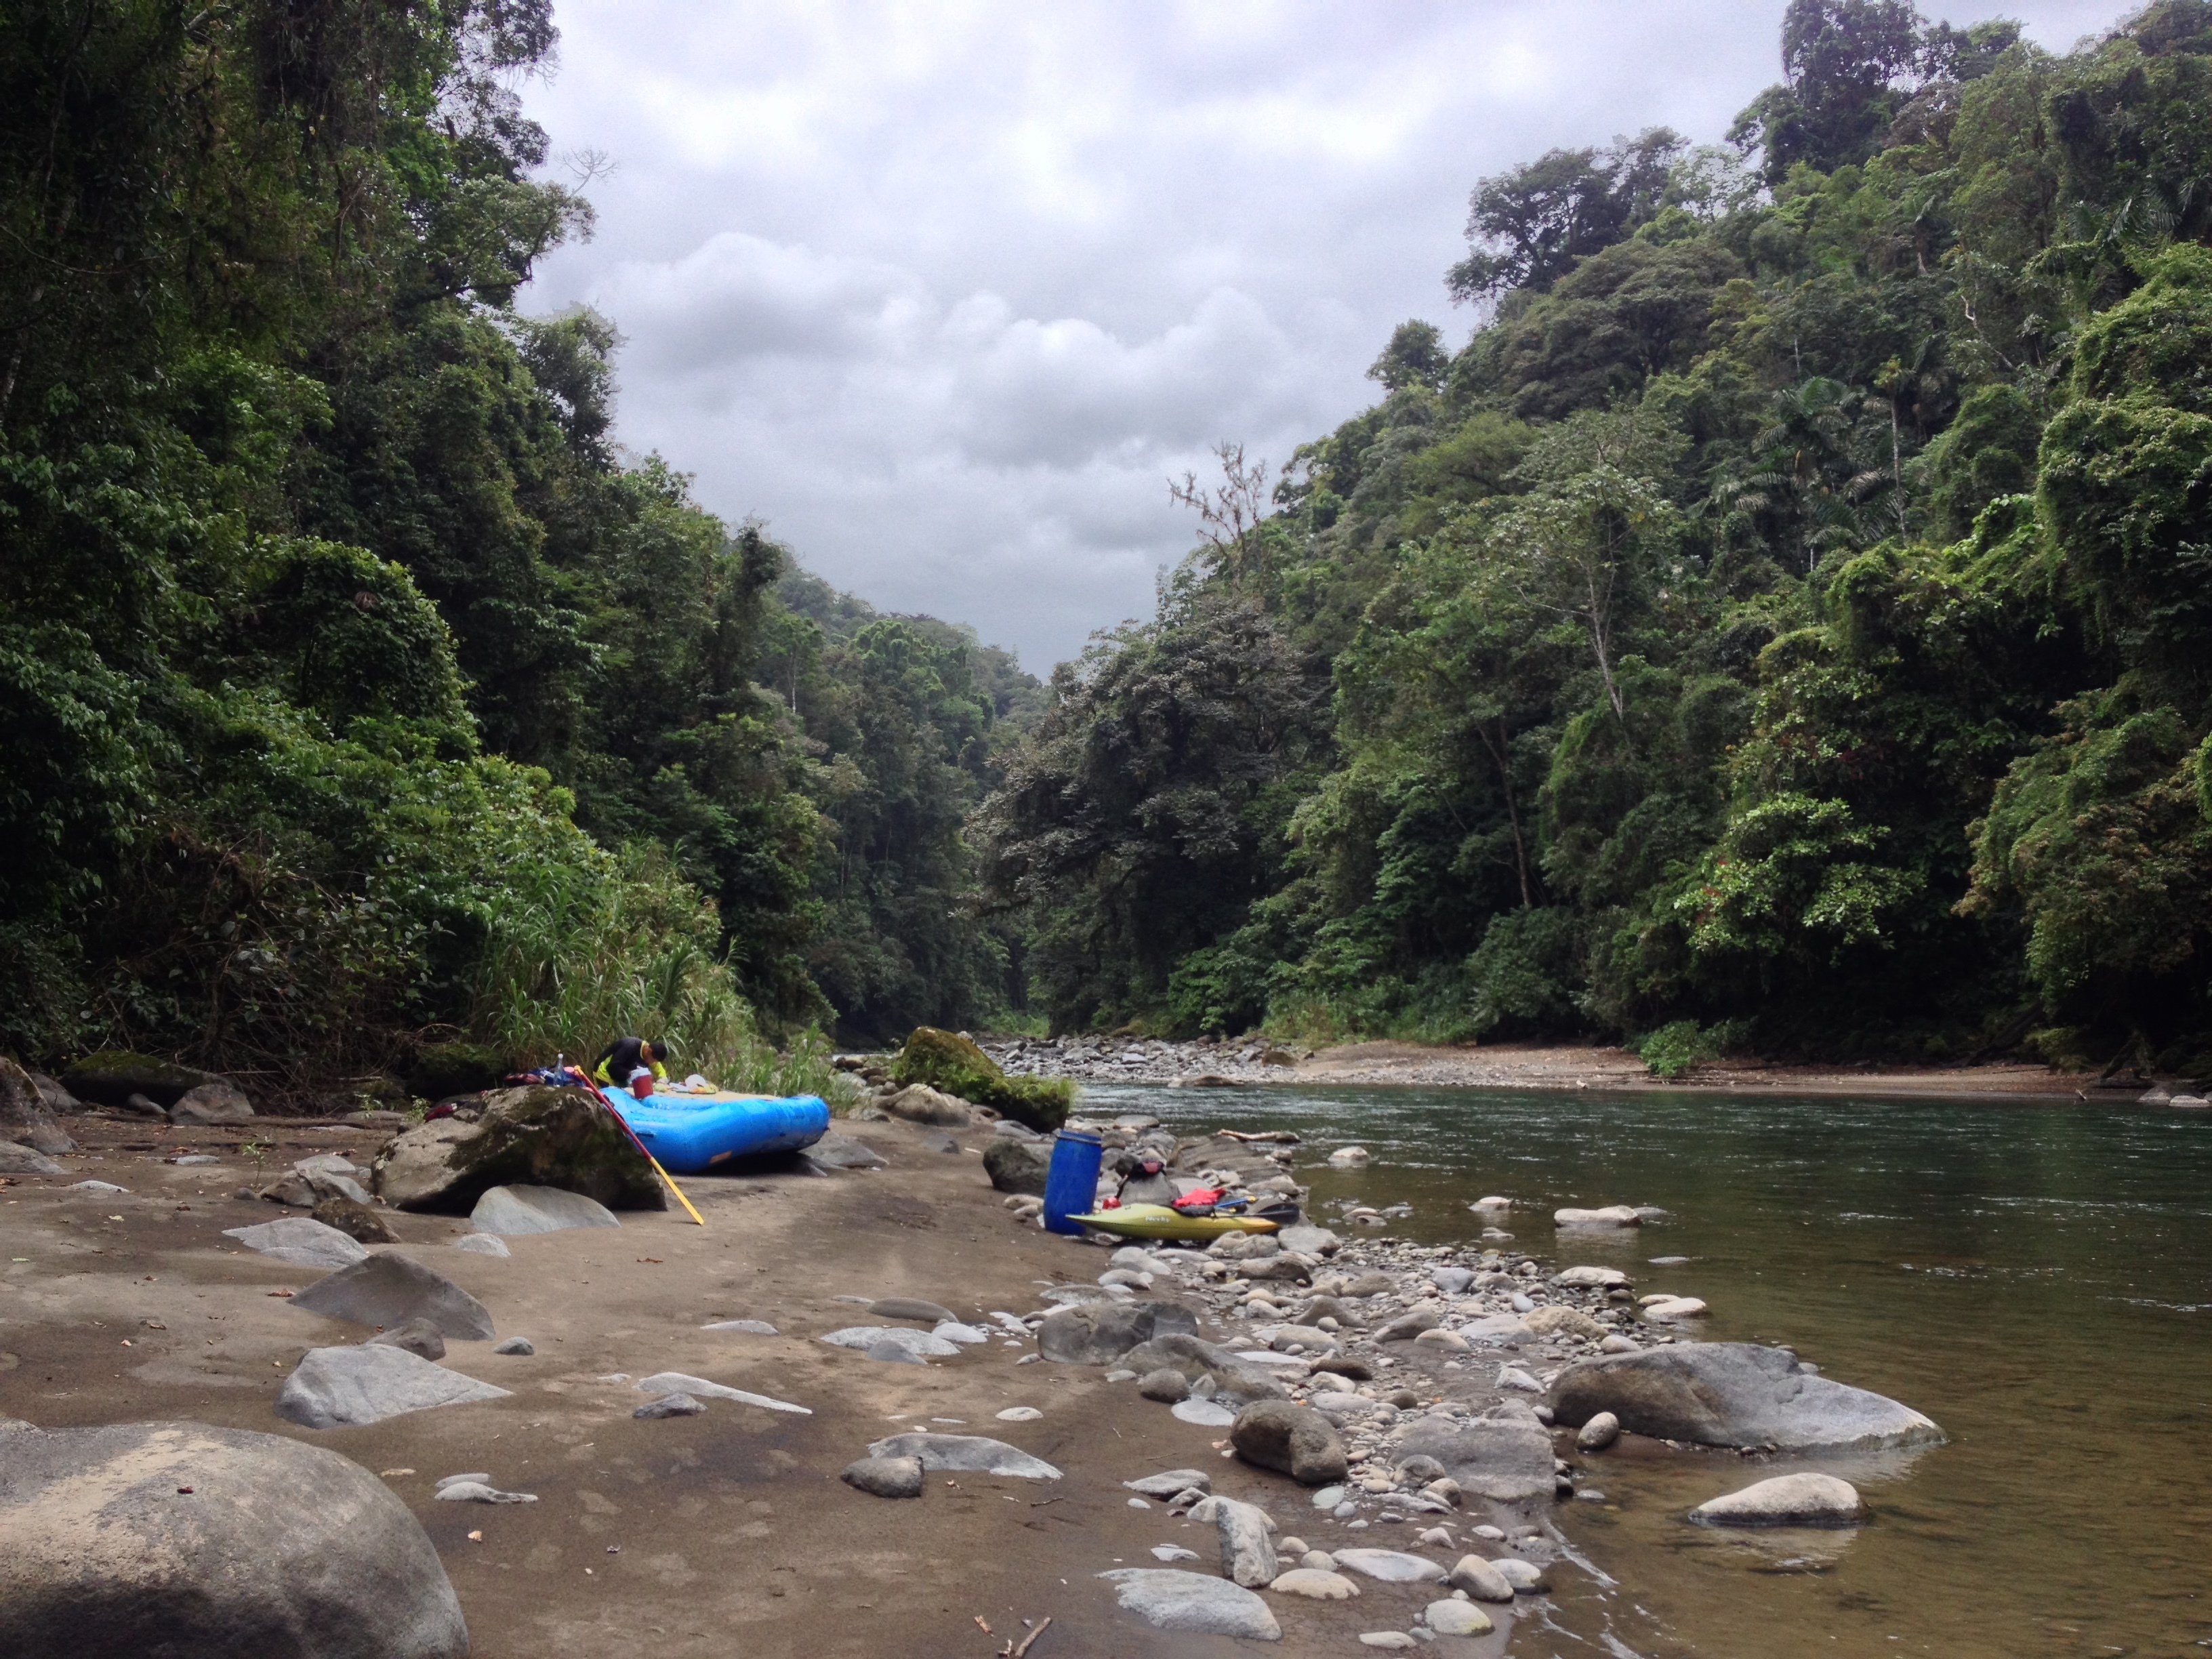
[566,1066,706,1227]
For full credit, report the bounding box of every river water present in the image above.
[1078,1082,2212,1658]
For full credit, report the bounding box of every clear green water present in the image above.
[1084,1082,2212,1658]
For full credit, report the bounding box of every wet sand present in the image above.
[1,1113,1531,1658]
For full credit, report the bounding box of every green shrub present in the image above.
[1639,1019,1718,1081]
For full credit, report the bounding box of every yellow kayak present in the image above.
[1065,1204,1281,1241]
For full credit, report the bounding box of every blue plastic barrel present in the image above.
[1042,1127,1104,1235]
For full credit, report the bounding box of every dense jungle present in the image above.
[983,0,2212,1077]
[7,0,2212,1094]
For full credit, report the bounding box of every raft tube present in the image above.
[1061,1202,1281,1241]
[610,1092,830,1175]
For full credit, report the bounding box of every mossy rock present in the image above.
[62,1050,224,1109]
[405,1042,510,1101]
[892,1027,1073,1132]
[369,1084,666,1213]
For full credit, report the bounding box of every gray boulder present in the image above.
[1097,1570,1280,1639]
[170,1082,254,1124]
[451,1233,510,1257]
[25,1071,80,1114]
[869,1296,956,1323]
[842,1456,923,1497]
[1374,1308,1442,1342]
[289,1252,496,1341]
[634,1393,705,1420]
[0,1141,66,1176]
[0,1420,466,1658]
[865,1433,1061,1479]
[1390,1414,1557,1502]
[1547,1343,1943,1452]
[468,1183,620,1236]
[1037,1298,1197,1365]
[634,1372,810,1414]
[807,1132,886,1170]
[275,1346,511,1429]
[221,1218,372,1271]
[983,1137,1052,1194]
[1117,1332,1290,1404]
[820,1326,961,1358]
[1689,1472,1866,1528]
[880,1084,972,1126]
[1124,1469,1212,1498]
[1138,1367,1189,1402]
[369,1084,664,1213]
[1211,1496,1279,1586]
[364,1318,447,1361]
[310,1197,399,1245]
[1231,1400,1348,1486]
[0,1058,75,1155]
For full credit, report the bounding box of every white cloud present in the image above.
[520,0,2133,670]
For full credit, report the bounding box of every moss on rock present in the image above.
[891,1027,1073,1132]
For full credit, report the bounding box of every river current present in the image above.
[1078,1082,2212,1658]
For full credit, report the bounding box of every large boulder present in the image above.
[983,1136,1052,1194]
[369,1084,664,1213]
[58,1051,222,1109]
[1229,1399,1348,1486]
[0,1420,468,1657]
[275,1346,511,1429]
[169,1082,255,1125]
[1389,1412,1558,1502]
[1097,1570,1280,1640]
[0,1142,66,1176]
[1547,1343,1943,1452]
[1036,1298,1197,1364]
[289,1252,496,1341]
[892,1025,1073,1132]
[0,1059,74,1155]
[25,1071,79,1114]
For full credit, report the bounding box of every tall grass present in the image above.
[468,842,849,1102]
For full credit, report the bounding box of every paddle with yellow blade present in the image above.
[564,1065,706,1227]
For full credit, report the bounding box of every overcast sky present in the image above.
[518,0,2125,674]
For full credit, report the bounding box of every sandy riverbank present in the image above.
[1,1110,1622,1658]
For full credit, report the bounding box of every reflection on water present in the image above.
[1082,1082,2212,1658]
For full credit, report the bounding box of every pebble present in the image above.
[841,1456,923,1499]
[1448,1555,1515,1601]
[173,1155,221,1166]
[995,1406,1042,1422]
[1125,1470,1212,1498]
[1357,1633,1416,1650]
[931,1322,990,1344]
[1128,1497,1151,1509]
[1576,1411,1620,1451]
[1311,1484,1347,1509]
[1151,1544,1201,1561]
[68,1181,129,1193]
[701,1319,777,1334]
[491,1337,535,1356]
[1492,1557,1549,1592]
[434,1481,536,1504]
[634,1393,705,1418]
[451,1233,510,1257]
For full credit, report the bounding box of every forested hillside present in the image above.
[0,1,1034,1096]
[984,0,2212,1074]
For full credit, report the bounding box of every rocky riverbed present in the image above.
[0,1083,1942,1658]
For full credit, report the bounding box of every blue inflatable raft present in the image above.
[609,1091,830,1175]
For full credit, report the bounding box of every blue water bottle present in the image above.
[1042,1127,1105,1235]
